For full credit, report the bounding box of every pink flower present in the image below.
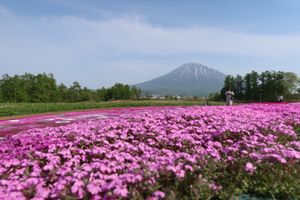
[113,187,128,197]
[87,182,99,195]
[209,183,222,191]
[184,165,193,171]
[43,164,54,171]
[1,103,300,199]
[34,186,50,199]
[175,169,185,178]
[83,165,92,172]
[6,191,26,200]
[25,178,39,186]
[245,162,256,174]
[153,191,165,198]
[71,180,84,198]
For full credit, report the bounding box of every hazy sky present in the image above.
[1,0,300,88]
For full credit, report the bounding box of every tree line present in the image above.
[210,71,300,102]
[0,73,141,103]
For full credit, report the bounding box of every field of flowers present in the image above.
[0,103,300,199]
[0,106,173,138]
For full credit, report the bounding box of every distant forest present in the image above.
[1,71,299,103]
[0,73,141,103]
[210,70,300,102]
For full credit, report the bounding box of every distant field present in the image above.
[0,100,224,117]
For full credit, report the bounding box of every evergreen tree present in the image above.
[233,75,244,100]
[218,70,299,102]
[220,75,235,100]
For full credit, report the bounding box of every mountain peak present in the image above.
[168,63,222,81]
[178,63,209,69]
[135,63,226,96]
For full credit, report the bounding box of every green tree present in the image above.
[250,71,260,101]
[20,73,35,102]
[220,75,235,100]
[130,86,141,99]
[96,87,108,101]
[111,83,131,100]
[244,71,259,101]
[283,72,299,98]
[259,71,273,101]
[0,73,102,102]
[219,70,299,102]
[0,74,18,102]
[259,71,286,101]
[81,87,92,102]
[233,75,244,101]
[30,73,58,102]
[208,92,222,101]
[274,71,286,99]
[68,81,82,102]
[57,83,69,102]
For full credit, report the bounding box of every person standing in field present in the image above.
[225,88,234,106]
[277,95,284,102]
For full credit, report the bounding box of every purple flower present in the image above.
[113,187,128,197]
[1,103,300,198]
[34,186,50,199]
[245,162,256,174]
[153,191,165,198]
[87,182,99,195]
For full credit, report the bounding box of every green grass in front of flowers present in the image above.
[0,100,224,118]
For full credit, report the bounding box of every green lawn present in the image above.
[0,100,224,117]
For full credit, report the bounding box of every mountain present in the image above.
[135,63,226,96]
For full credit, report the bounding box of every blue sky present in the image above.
[1,0,300,88]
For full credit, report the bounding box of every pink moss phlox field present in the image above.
[0,107,178,137]
[1,104,300,199]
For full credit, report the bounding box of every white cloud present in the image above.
[2,6,300,57]
[0,5,300,87]
[47,16,300,57]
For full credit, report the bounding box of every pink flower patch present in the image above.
[245,162,256,174]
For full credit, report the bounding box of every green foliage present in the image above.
[0,73,59,103]
[284,72,299,93]
[245,71,259,101]
[234,74,244,100]
[68,81,82,102]
[0,73,141,103]
[208,92,222,101]
[217,70,299,102]
[57,83,69,102]
[30,73,58,102]
[95,83,141,101]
